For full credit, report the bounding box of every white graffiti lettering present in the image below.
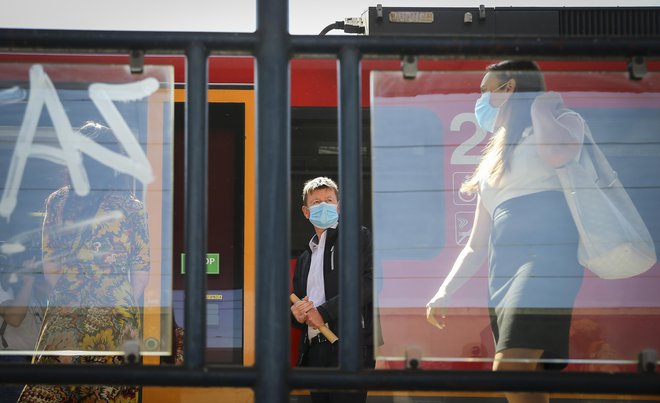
[0,64,157,219]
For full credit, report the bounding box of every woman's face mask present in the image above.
[474,80,509,133]
[308,202,339,229]
[474,92,499,133]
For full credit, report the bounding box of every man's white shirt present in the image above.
[306,222,337,340]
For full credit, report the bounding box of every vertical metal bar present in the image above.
[184,41,209,370]
[337,46,363,372]
[255,0,290,401]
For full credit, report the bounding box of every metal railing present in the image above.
[1,0,660,402]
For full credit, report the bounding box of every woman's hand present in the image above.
[532,91,585,168]
[531,91,564,118]
[426,302,447,330]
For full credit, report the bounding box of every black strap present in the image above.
[0,319,8,349]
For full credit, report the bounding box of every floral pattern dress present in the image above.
[20,187,150,403]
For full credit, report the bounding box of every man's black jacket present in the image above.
[291,225,375,362]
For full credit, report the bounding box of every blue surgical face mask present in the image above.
[474,91,499,133]
[308,202,339,229]
[474,81,510,133]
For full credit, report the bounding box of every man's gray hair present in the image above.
[301,177,339,205]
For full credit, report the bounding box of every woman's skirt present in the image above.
[489,190,583,369]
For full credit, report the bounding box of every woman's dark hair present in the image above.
[488,60,546,145]
[487,60,546,93]
[461,60,546,194]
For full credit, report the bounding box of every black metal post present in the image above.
[1,364,659,395]
[290,35,660,58]
[289,368,660,395]
[0,364,256,387]
[338,46,363,372]
[183,41,209,370]
[1,28,659,57]
[255,0,290,401]
[0,28,256,53]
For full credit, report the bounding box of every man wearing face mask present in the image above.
[290,176,376,403]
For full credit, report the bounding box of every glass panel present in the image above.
[0,63,174,356]
[371,65,660,371]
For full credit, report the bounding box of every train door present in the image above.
[142,87,256,402]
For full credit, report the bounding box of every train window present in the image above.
[0,63,174,357]
[371,66,660,372]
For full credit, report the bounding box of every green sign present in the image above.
[180,253,220,275]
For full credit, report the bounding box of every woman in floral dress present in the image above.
[20,122,150,403]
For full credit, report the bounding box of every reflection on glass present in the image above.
[371,61,660,377]
[20,122,150,401]
[0,242,46,352]
[0,63,173,366]
[429,62,585,379]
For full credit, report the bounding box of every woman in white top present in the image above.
[427,61,586,403]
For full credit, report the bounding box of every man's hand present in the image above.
[291,296,314,324]
[304,307,325,329]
